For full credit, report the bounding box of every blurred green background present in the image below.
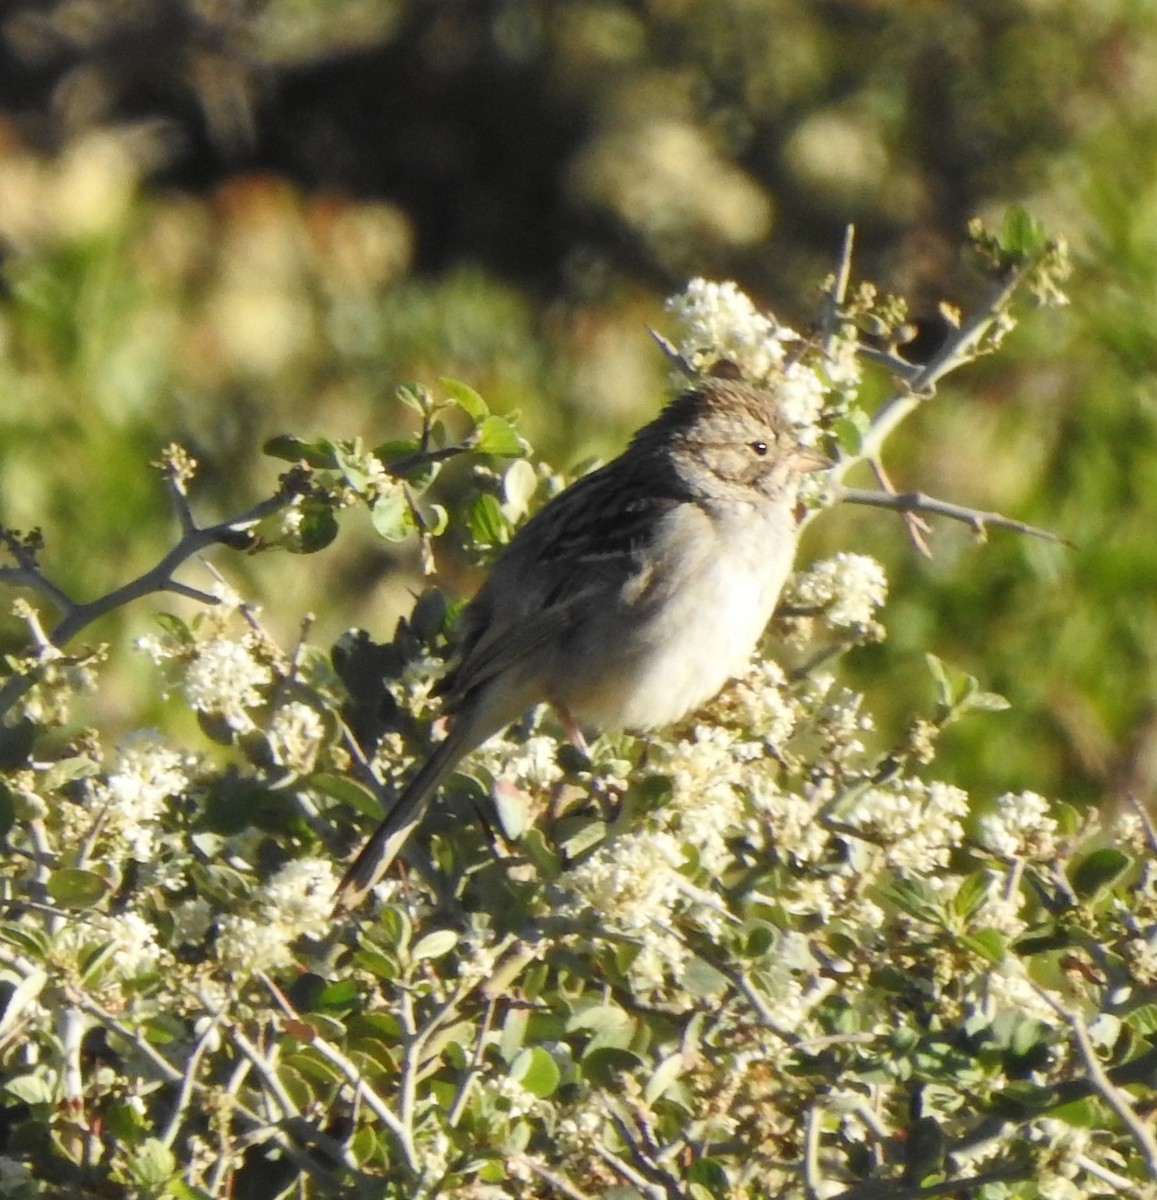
[1,0,1155,810]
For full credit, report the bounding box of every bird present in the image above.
[334,374,830,909]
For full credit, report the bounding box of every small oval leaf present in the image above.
[48,868,112,910]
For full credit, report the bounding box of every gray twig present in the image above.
[834,485,1067,546]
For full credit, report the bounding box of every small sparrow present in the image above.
[334,375,829,909]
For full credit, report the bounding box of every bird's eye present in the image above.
[749,440,769,457]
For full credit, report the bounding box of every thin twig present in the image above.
[514,1156,598,1200]
[827,1163,1028,1200]
[1063,1004,1157,1177]
[857,261,1035,465]
[158,1002,227,1149]
[803,1104,825,1200]
[257,972,418,1172]
[819,224,855,356]
[448,994,497,1127]
[834,485,1068,546]
[869,458,933,558]
[591,1140,670,1200]
[230,1026,304,1126]
[0,489,294,719]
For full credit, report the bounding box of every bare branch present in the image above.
[869,458,933,558]
[1061,1002,1157,1177]
[833,485,1068,546]
[842,259,1038,475]
[0,487,295,720]
[819,224,856,356]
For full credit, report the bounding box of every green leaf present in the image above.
[41,755,100,791]
[373,437,422,470]
[924,653,953,707]
[368,907,412,954]
[1047,1096,1108,1128]
[127,1138,177,1189]
[1068,847,1132,899]
[643,1052,684,1107]
[468,493,511,548]
[152,611,195,649]
[5,1073,53,1105]
[474,414,525,457]
[312,979,360,1013]
[951,871,993,922]
[510,1046,561,1098]
[47,867,111,909]
[412,929,459,961]
[0,923,50,961]
[170,1181,215,1200]
[370,487,412,542]
[688,1157,729,1191]
[499,1008,529,1064]
[396,383,430,414]
[306,773,384,820]
[417,500,449,537]
[1123,1003,1157,1036]
[439,377,488,419]
[79,940,120,986]
[964,689,1011,713]
[1001,206,1048,257]
[959,928,1006,965]
[296,496,340,553]
[263,435,340,468]
[581,1046,643,1086]
[568,1003,635,1051]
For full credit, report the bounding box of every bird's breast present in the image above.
[554,501,799,731]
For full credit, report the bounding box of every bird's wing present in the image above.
[441,470,687,710]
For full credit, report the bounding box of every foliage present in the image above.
[4,0,1157,813]
[4,224,1155,1200]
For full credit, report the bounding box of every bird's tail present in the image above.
[332,717,479,911]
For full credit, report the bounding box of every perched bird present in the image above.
[334,375,828,908]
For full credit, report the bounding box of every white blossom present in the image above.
[55,910,164,980]
[978,791,1059,860]
[562,829,685,931]
[664,278,831,440]
[254,858,336,942]
[216,858,338,975]
[182,637,272,730]
[267,700,325,773]
[216,914,295,974]
[92,729,192,861]
[786,554,888,628]
[844,779,969,874]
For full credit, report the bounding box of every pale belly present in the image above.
[556,505,797,731]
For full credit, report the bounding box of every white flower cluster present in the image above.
[843,779,970,874]
[664,277,861,440]
[559,828,689,992]
[54,909,164,982]
[216,857,337,975]
[182,637,273,730]
[785,553,888,629]
[341,445,398,503]
[267,700,325,773]
[703,659,797,749]
[748,777,831,864]
[91,729,193,862]
[978,791,1059,861]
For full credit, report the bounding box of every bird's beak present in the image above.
[792,446,835,473]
